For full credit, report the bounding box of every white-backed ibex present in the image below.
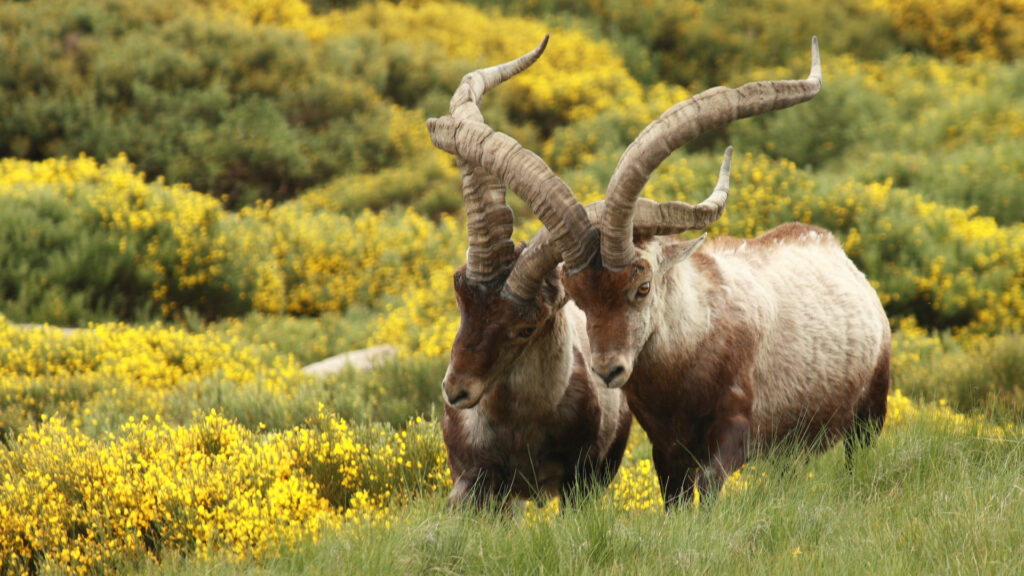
[430,37,890,508]
[430,38,632,508]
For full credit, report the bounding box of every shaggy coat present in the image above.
[442,262,632,507]
[564,223,890,505]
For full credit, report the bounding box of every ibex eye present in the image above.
[517,327,536,339]
[636,282,651,298]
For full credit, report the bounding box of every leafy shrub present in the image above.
[0,155,246,324]
[225,204,466,315]
[893,324,1024,417]
[0,317,305,438]
[334,1,648,134]
[0,410,448,574]
[0,191,154,325]
[0,154,472,322]
[870,0,1024,61]
[853,143,1024,227]
[0,0,428,206]
[828,56,1024,225]
[460,0,896,88]
[541,82,691,171]
[294,145,462,218]
[0,313,448,438]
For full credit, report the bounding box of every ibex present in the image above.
[432,37,891,507]
[429,38,632,508]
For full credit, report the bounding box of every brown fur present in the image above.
[442,258,632,507]
[564,224,891,506]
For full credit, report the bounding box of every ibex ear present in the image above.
[659,233,707,272]
[541,266,569,310]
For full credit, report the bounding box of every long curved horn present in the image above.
[426,116,599,275]
[504,147,732,302]
[448,36,549,283]
[601,37,822,270]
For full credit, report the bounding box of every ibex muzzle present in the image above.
[442,364,484,409]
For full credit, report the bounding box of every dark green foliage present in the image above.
[852,143,1024,227]
[0,174,250,325]
[460,0,897,89]
[0,191,156,325]
[0,0,429,206]
[729,73,896,170]
[299,161,463,218]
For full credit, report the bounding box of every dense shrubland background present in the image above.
[1,0,1023,573]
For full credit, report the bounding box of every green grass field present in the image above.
[139,415,1024,575]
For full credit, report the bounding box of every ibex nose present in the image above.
[592,364,627,387]
[442,370,482,409]
[443,381,470,407]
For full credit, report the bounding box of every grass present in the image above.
[159,354,447,432]
[894,332,1024,418]
[135,413,1024,575]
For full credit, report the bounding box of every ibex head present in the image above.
[431,36,821,393]
[429,37,598,408]
[563,38,822,388]
[443,253,566,408]
[563,157,732,388]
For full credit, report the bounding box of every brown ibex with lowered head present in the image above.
[431,37,891,508]
[429,37,632,508]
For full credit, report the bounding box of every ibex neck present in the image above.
[492,308,576,418]
[646,253,719,360]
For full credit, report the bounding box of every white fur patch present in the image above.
[638,228,888,433]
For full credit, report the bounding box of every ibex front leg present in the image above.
[697,371,754,500]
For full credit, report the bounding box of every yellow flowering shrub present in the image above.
[0,316,304,436]
[543,82,692,171]
[608,422,662,512]
[0,155,241,319]
[890,318,1024,412]
[283,407,450,513]
[228,204,465,315]
[0,410,449,574]
[0,154,471,321]
[0,414,332,573]
[884,388,1014,439]
[198,0,338,39]
[869,0,1024,60]
[822,181,1024,334]
[368,268,459,358]
[294,135,462,218]
[334,1,644,128]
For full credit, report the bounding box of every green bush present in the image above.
[294,156,462,218]
[0,191,156,325]
[728,71,896,170]
[0,0,429,206]
[0,155,251,324]
[894,331,1024,418]
[460,0,896,89]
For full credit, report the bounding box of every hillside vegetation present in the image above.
[0,0,1022,573]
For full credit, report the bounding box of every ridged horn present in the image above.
[446,36,549,283]
[426,116,599,277]
[600,36,822,270]
[504,147,732,301]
